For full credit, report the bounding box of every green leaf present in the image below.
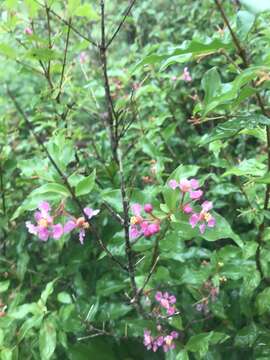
[26,48,59,61]
[39,319,56,360]
[67,0,80,16]
[237,10,255,39]
[75,170,96,196]
[96,278,126,297]
[40,280,56,305]
[240,0,270,13]
[18,315,44,342]
[30,183,70,198]
[176,350,189,360]
[234,323,258,348]
[135,37,233,72]
[256,287,270,315]
[0,349,13,360]
[199,115,270,146]
[160,53,192,71]
[0,281,10,293]
[75,4,99,20]
[186,332,229,357]
[223,158,266,177]
[0,44,16,59]
[202,68,222,107]
[9,303,42,319]
[57,292,72,304]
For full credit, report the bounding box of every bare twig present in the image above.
[100,0,118,162]
[56,18,72,103]
[106,0,137,49]
[34,0,98,47]
[137,256,160,297]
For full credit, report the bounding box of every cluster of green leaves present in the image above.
[1,0,270,359]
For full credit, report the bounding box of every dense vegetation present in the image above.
[1,0,270,359]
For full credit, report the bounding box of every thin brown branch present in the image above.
[56,18,72,103]
[34,0,97,47]
[100,0,118,162]
[106,0,137,49]
[137,256,159,297]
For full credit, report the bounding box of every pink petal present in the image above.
[168,179,179,190]
[34,211,42,221]
[171,331,179,339]
[190,178,199,189]
[148,223,160,235]
[207,217,216,228]
[25,221,37,235]
[155,291,163,302]
[129,225,140,239]
[140,221,149,230]
[190,189,203,200]
[64,220,77,233]
[189,213,199,228]
[83,207,100,219]
[131,203,142,216]
[37,227,50,241]
[38,201,51,213]
[179,179,191,192]
[199,223,206,234]
[169,295,176,304]
[183,204,193,213]
[52,224,63,239]
[160,298,170,309]
[202,201,213,212]
[167,306,176,316]
[79,229,85,244]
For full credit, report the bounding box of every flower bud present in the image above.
[144,203,153,213]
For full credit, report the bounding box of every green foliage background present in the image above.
[1,0,270,359]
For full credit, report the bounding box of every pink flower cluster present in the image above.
[129,203,160,240]
[144,329,179,353]
[26,201,99,244]
[155,291,176,316]
[168,178,216,234]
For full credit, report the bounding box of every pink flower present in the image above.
[190,189,203,200]
[83,207,100,219]
[189,201,216,234]
[182,67,192,82]
[143,330,153,350]
[168,178,203,204]
[171,75,177,81]
[24,27,33,35]
[155,291,177,315]
[143,329,178,353]
[64,207,99,244]
[163,335,176,352]
[26,201,63,241]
